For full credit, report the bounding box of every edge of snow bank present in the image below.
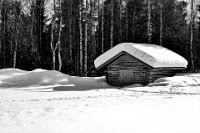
[124,73,200,94]
[1,68,200,94]
[0,68,111,91]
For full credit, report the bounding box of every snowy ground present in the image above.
[0,69,200,133]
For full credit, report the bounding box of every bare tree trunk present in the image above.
[2,1,6,67]
[50,0,63,71]
[91,0,97,74]
[84,0,88,76]
[31,9,34,52]
[50,0,56,70]
[58,0,63,72]
[101,0,104,53]
[13,0,19,68]
[52,51,56,70]
[13,24,19,68]
[97,0,100,47]
[13,36,18,68]
[69,0,73,74]
[125,3,128,41]
[58,48,62,71]
[159,2,163,46]
[79,0,83,76]
[190,0,195,72]
[110,0,114,48]
[0,1,2,53]
[51,21,56,70]
[119,0,122,42]
[132,5,136,41]
[38,1,43,63]
[147,0,152,43]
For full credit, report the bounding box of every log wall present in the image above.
[148,68,175,83]
[106,53,151,86]
[101,52,183,87]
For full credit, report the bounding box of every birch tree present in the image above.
[50,0,56,70]
[79,0,83,76]
[159,1,163,46]
[147,0,152,43]
[101,0,104,53]
[13,0,21,68]
[110,0,114,48]
[190,0,195,72]
[1,0,7,66]
[58,0,63,71]
[69,0,73,73]
[119,0,122,42]
[84,0,89,76]
[50,0,63,71]
[0,1,2,54]
[132,2,136,41]
[125,1,128,41]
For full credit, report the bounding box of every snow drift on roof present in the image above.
[94,43,188,69]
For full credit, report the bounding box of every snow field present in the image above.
[0,68,200,133]
[0,90,200,133]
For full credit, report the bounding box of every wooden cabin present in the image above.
[94,43,188,87]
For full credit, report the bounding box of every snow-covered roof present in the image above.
[94,43,188,69]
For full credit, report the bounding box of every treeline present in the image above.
[0,0,200,76]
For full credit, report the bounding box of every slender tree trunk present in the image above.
[132,5,136,42]
[49,0,63,71]
[126,3,128,41]
[58,46,62,71]
[159,2,163,46]
[79,0,83,76]
[2,1,6,67]
[190,0,195,72]
[74,18,79,75]
[31,13,34,52]
[84,0,88,76]
[119,0,122,42]
[97,0,100,47]
[13,0,19,68]
[50,0,56,70]
[38,1,43,63]
[69,0,73,73]
[90,0,96,75]
[13,32,18,68]
[0,1,2,53]
[58,0,63,72]
[52,51,56,70]
[147,0,152,43]
[13,51,17,68]
[101,0,104,53]
[51,28,56,70]
[110,0,114,48]
[13,23,19,68]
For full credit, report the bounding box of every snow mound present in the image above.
[146,73,200,94]
[123,73,200,94]
[94,43,188,69]
[0,68,110,91]
[150,74,200,87]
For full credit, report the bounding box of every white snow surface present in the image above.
[0,68,200,133]
[94,43,188,69]
[0,68,110,91]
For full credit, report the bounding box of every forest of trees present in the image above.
[0,0,200,76]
